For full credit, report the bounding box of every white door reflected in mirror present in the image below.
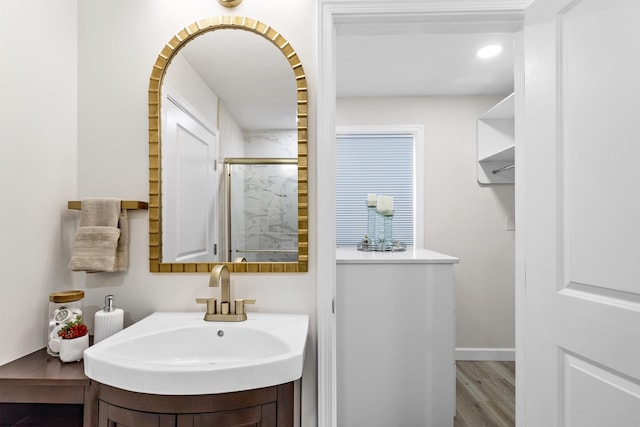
[162,93,219,263]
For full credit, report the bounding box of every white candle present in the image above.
[367,193,377,207]
[376,195,394,214]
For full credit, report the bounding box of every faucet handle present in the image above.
[196,297,217,315]
[234,299,256,315]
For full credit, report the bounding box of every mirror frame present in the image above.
[148,16,308,273]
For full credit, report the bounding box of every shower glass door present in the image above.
[226,160,298,262]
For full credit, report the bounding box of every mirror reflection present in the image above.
[226,159,298,262]
[148,17,308,272]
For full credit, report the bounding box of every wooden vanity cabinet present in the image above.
[96,381,297,427]
[99,402,271,427]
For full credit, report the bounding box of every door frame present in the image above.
[317,1,531,425]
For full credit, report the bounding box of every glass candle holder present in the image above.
[382,211,394,247]
[367,204,377,244]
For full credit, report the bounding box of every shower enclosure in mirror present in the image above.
[148,16,308,273]
[225,159,298,263]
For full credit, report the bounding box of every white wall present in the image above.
[163,53,219,129]
[0,0,78,365]
[337,96,516,351]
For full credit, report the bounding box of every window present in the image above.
[336,129,421,247]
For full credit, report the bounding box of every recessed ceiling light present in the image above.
[477,44,503,58]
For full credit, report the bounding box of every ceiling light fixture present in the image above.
[218,0,242,7]
[477,44,503,58]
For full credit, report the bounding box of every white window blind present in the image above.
[336,133,415,246]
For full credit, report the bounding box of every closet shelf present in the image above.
[479,144,515,163]
[67,200,149,210]
[479,93,514,119]
[477,93,515,184]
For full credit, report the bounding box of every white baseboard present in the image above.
[456,348,515,361]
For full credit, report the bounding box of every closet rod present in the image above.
[492,164,515,174]
[67,201,149,210]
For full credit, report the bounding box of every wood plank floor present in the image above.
[455,361,515,427]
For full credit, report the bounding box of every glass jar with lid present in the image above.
[47,290,84,357]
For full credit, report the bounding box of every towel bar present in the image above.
[67,201,149,210]
[235,249,298,253]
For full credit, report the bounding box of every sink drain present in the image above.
[217,330,224,337]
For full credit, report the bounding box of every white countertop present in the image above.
[336,246,459,264]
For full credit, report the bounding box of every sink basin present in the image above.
[83,312,309,395]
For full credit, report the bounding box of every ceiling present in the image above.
[176,19,521,131]
[179,29,297,131]
[336,20,521,97]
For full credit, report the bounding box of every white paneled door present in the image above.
[162,97,218,263]
[522,0,640,425]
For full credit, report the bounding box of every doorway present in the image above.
[317,2,529,425]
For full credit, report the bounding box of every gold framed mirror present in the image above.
[148,16,308,273]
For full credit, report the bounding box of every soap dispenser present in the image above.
[94,295,124,344]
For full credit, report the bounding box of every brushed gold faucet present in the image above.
[196,265,255,322]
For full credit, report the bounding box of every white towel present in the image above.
[69,198,128,272]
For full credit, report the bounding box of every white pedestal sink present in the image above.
[83,312,309,395]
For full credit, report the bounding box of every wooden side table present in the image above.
[0,348,96,426]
